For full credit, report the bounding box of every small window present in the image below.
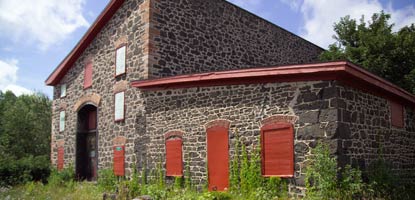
[166,138,183,176]
[261,122,294,177]
[115,46,126,76]
[84,61,93,89]
[390,101,404,128]
[59,111,65,132]
[60,84,66,97]
[114,91,125,121]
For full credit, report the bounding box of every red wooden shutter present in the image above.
[57,147,64,171]
[390,101,404,128]
[207,126,229,191]
[88,110,97,130]
[166,139,183,176]
[113,145,125,176]
[84,61,93,89]
[261,123,294,177]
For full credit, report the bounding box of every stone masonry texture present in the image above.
[335,84,415,184]
[49,0,415,198]
[149,0,323,78]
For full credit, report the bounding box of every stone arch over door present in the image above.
[73,93,101,112]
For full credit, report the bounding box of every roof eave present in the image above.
[131,61,415,107]
[45,0,125,86]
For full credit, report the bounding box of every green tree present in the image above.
[320,12,415,94]
[0,91,52,186]
[1,93,51,158]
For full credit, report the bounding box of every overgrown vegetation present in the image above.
[229,134,288,199]
[1,167,102,200]
[305,143,363,199]
[2,140,415,199]
[1,133,288,199]
[0,91,51,187]
[305,143,415,200]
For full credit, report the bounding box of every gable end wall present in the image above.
[148,0,323,78]
[50,0,150,175]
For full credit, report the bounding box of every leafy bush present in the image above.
[0,155,50,187]
[230,135,288,199]
[305,143,363,199]
[197,191,232,200]
[367,158,396,197]
[128,164,141,198]
[97,168,117,192]
[141,184,168,200]
[47,165,75,189]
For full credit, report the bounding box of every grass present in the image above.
[0,181,103,200]
[0,181,288,200]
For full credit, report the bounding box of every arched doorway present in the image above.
[76,104,98,181]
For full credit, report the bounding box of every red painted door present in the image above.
[207,126,229,191]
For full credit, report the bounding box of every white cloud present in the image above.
[280,0,302,11]
[282,0,415,48]
[0,59,18,89]
[387,4,415,32]
[3,85,33,96]
[0,59,33,96]
[0,0,89,50]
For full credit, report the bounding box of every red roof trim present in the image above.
[45,0,125,86]
[131,61,415,106]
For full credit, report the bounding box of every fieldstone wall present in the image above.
[51,0,149,176]
[140,81,340,198]
[335,84,415,183]
[148,0,323,78]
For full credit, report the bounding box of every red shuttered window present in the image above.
[113,145,125,176]
[261,122,294,177]
[57,147,64,171]
[84,61,93,89]
[166,138,183,176]
[390,101,404,128]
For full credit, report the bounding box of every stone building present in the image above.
[46,0,415,197]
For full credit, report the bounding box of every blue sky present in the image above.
[0,0,414,98]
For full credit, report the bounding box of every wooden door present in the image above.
[86,133,97,181]
[76,105,98,181]
[207,126,229,191]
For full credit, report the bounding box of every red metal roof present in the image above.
[131,61,415,107]
[45,0,125,86]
